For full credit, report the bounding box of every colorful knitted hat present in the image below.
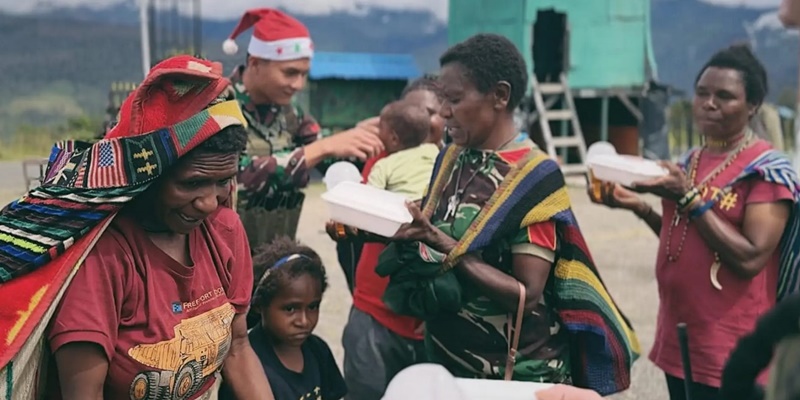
[1,54,247,281]
[106,55,237,140]
[222,8,313,61]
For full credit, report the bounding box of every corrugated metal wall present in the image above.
[448,0,652,89]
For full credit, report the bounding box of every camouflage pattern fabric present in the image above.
[423,139,571,383]
[228,66,321,244]
[229,66,320,192]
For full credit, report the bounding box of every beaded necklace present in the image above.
[664,132,753,262]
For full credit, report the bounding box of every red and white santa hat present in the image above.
[222,8,314,61]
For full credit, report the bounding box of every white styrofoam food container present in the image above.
[455,378,553,400]
[382,364,552,400]
[587,154,668,187]
[321,181,413,238]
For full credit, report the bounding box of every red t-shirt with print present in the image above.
[352,152,426,340]
[47,207,253,400]
[650,140,794,388]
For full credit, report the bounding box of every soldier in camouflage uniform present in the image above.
[222,8,383,245]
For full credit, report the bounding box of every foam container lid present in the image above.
[587,154,668,177]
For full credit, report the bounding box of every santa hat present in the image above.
[222,8,314,61]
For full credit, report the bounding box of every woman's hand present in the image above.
[393,201,456,253]
[630,161,692,201]
[393,201,437,243]
[589,181,644,212]
[324,220,358,242]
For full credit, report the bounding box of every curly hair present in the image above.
[402,74,443,100]
[251,236,328,307]
[695,43,768,106]
[439,33,529,111]
[381,100,431,148]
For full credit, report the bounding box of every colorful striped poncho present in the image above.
[679,147,800,301]
[0,56,247,399]
[378,144,640,396]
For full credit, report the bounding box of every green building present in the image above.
[448,0,660,154]
[298,51,422,133]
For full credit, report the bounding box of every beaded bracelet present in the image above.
[677,187,700,210]
[680,195,703,213]
[689,201,714,219]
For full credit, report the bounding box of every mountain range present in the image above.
[0,0,797,135]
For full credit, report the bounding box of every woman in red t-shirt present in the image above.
[44,58,273,400]
[590,45,799,399]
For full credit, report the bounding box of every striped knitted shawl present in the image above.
[0,99,246,397]
[421,144,640,396]
[679,147,800,301]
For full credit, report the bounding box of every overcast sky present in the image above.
[0,0,781,22]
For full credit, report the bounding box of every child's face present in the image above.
[258,273,322,348]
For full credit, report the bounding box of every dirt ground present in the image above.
[0,161,669,399]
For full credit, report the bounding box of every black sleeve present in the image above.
[311,336,348,400]
[217,381,235,400]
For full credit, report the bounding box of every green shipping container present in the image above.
[448,0,658,90]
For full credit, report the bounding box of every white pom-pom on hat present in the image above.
[222,39,239,55]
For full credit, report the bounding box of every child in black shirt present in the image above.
[220,237,347,400]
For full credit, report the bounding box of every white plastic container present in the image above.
[586,141,617,159]
[586,141,667,187]
[323,161,362,191]
[588,154,668,187]
[455,378,553,400]
[382,363,552,400]
[321,181,413,237]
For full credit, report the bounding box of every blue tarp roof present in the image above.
[310,52,421,81]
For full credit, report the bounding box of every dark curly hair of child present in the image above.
[247,236,329,326]
[402,74,443,100]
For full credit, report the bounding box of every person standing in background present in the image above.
[222,8,383,248]
[749,102,784,151]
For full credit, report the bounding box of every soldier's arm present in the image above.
[239,107,320,191]
[240,109,382,191]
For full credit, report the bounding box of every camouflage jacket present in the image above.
[229,66,321,192]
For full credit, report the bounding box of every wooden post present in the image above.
[139,0,151,77]
[600,95,609,142]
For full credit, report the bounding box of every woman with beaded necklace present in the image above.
[591,44,800,400]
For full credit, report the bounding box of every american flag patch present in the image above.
[88,140,128,188]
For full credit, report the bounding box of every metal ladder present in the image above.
[530,73,587,175]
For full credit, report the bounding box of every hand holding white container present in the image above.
[586,141,668,187]
[321,181,413,238]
